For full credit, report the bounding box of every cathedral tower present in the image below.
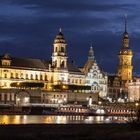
[117,15,133,85]
[52,29,68,69]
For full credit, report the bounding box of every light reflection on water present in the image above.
[0,115,129,124]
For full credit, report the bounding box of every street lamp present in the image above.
[17,98,20,107]
[98,101,102,106]
[135,102,139,109]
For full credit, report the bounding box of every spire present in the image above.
[88,43,94,60]
[122,14,129,48]
[59,28,62,33]
[124,14,127,33]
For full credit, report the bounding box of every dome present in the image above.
[119,48,132,55]
[54,31,66,44]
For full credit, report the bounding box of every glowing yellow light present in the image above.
[135,102,139,107]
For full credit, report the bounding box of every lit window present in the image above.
[31,74,33,80]
[45,75,47,81]
[40,75,43,80]
[21,73,23,79]
[16,73,18,79]
[4,73,7,78]
[11,73,14,78]
[26,74,28,79]
[35,75,38,80]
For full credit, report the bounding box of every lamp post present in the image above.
[135,102,139,110]
[17,98,20,107]
[135,102,139,121]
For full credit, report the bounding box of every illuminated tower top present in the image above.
[118,15,133,83]
[119,14,132,55]
[52,29,68,69]
[88,44,94,61]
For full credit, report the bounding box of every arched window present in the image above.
[35,75,38,80]
[61,61,64,67]
[4,73,7,78]
[26,74,28,79]
[21,73,23,79]
[53,60,57,67]
[11,73,14,78]
[55,47,57,52]
[31,74,33,80]
[40,75,43,80]
[16,73,18,79]
[45,75,47,81]
[61,47,64,52]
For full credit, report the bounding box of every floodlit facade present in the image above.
[83,46,108,98]
[128,77,140,102]
[0,30,94,106]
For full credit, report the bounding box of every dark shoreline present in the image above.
[0,123,140,140]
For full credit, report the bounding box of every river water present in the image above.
[0,115,131,124]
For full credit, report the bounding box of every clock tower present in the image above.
[118,15,133,86]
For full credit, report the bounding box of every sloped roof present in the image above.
[0,55,84,74]
[67,62,84,74]
[82,59,95,74]
[0,56,50,70]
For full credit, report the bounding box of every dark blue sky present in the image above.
[0,0,140,74]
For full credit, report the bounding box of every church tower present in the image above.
[83,45,95,74]
[52,29,68,69]
[51,29,69,85]
[117,15,133,86]
[88,46,94,61]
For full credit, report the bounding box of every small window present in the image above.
[35,75,38,80]
[40,75,43,80]
[31,74,33,80]
[61,47,64,52]
[45,75,47,81]
[11,73,14,78]
[21,73,23,79]
[16,73,19,79]
[26,74,28,79]
[4,73,7,78]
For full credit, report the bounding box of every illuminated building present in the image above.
[0,29,99,105]
[108,16,133,102]
[128,77,140,102]
[83,46,108,98]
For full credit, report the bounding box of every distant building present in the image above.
[82,46,108,98]
[128,77,140,102]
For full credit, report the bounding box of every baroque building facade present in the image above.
[0,30,99,106]
[82,46,108,98]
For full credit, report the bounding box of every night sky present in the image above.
[0,0,140,75]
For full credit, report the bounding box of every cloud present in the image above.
[0,0,139,74]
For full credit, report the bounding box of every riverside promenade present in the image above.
[0,123,140,140]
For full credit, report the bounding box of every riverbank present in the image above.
[0,123,140,140]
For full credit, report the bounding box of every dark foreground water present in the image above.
[0,115,131,124]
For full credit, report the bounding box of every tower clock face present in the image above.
[123,56,128,65]
[124,59,128,65]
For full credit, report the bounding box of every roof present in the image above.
[67,62,84,74]
[0,55,84,74]
[0,56,50,70]
[54,31,66,44]
[82,59,95,74]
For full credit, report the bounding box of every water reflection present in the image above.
[0,115,129,124]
